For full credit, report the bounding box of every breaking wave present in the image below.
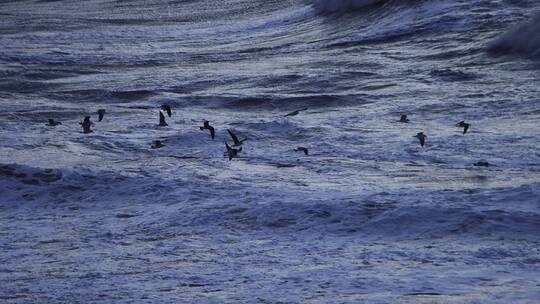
[488,12,540,58]
[312,0,386,13]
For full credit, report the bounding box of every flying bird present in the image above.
[474,160,489,167]
[200,120,215,139]
[227,129,247,146]
[160,104,172,117]
[399,115,410,123]
[414,132,427,147]
[80,116,93,133]
[294,147,309,156]
[225,142,242,161]
[97,109,106,122]
[151,140,165,149]
[159,111,168,127]
[456,121,470,134]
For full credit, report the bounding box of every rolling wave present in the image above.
[312,0,386,13]
[488,12,540,58]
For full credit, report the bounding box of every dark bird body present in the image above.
[159,111,168,127]
[227,129,247,146]
[399,115,410,123]
[474,160,489,167]
[414,132,427,147]
[284,107,308,117]
[80,116,93,133]
[46,119,62,126]
[456,121,470,134]
[294,147,309,155]
[161,104,172,117]
[151,140,165,149]
[225,142,242,161]
[200,120,215,139]
[97,109,106,122]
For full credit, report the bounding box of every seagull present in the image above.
[284,107,308,117]
[97,109,106,122]
[399,115,410,123]
[456,121,470,134]
[294,147,309,155]
[80,116,93,133]
[474,160,489,167]
[225,142,242,161]
[200,120,215,139]
[151,140,165,149]
[160,104,172,117]
[414,132,427,147]
[46,119,62,126]
[227,129,247,146]
[159,111,168,127]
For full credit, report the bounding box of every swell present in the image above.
[312,0,386,13]
[44,89,158,103]
[488,12,540,58]
[179,94,376,111]
[3,163,538,240]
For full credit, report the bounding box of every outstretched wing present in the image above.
[227,129,240,145]
[159,111,168,126]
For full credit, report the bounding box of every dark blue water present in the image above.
[1,0,539,302]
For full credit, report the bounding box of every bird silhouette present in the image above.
[225,142,242,160]
[414,132,427,147]
[159,111,168,127]
[456,121,470,134]
[200,120,215,139]
[80,116,93,133]
[227,129,247,146]
[97,109,106,122]
[294,147,309,155]
[160,104,172,117]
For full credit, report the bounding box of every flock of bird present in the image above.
[45,106,487,166]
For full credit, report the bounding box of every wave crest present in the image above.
[488,13,540,57]
[312,0,385,13]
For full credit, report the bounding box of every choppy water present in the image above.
[1,0,539,303]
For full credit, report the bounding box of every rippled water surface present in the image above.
[1,0,539,303]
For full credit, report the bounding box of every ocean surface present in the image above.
[1,0,540,302]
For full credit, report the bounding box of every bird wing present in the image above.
[227,129,240,145]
